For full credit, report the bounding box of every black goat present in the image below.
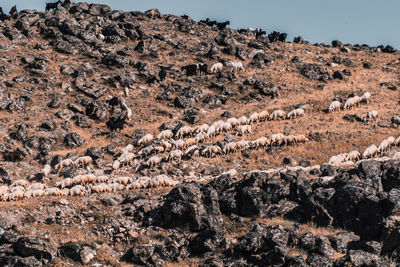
[0,7,8,20]
[181,64,198,76]
[200,18,217,27]
[255,29,266,38]
[216,21,230,30]
[159,68,167,82]
[197,64,208,75]
[9,5,17,17]
[45,0,62,11]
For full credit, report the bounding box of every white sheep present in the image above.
[55,158,74,172]
[258,111,270,121]
[248,112,259,124]
[293,134,307,144]
[395,136,400,146]
[236,125,252,136]
[210,62,223,73]
[41,164,51,177]
[121,144,134,155]
[270,133,285,146]
[138,134,153,146]
[168,149,183,162]
[366,110,378,121]
[69,185,87,196]
[112,160,120,170]
[196,124,209,133]
[227,61,244,72]
[185,145,199,158]
[270,110,286,120]
[176,126,192,138]
[11,179,30,189]
[202,145,222,158]
[343,96,360,109]
[328,101,341,112]
[362,144,378,158]
[91,183,111,193]
[360,92,371,104]
[393,152,400,161]
[56,178,73,189]
[11,186,26,193]
[346,150,360,162]
[283,135,295,146]
[137,176,151,188]
[161,140,173,151]
[328,153,347,165]
[109,183,125,192]
[28,183,46,191]
[147,155,162,167]
[173,139,186,150]
[206,125,216,138]
[45,187,63,196]
[221,122,232,132]
[238,116,248,125]
[8,190,25,201]
[194,132,208,142]
[223,142,237,154]
[226,117,240,127]
[74,156,93,168]
[158,130,173,140]
[236,140,250,149]
[252,137,270,149]
[114,176,132,185]
[286,108,305,119]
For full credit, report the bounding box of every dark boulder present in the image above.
[189,228,225,256]
[174,96,194,109]
[182,108,199,124]
[63,133,85,147]
[12,236,55,264]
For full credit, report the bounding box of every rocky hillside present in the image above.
[0,1,400,266]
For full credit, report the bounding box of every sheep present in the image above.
[108,183,125,192]
[238,116,248,125]
[161,140,173,151]
[210,62,223,73]
[227,61,244,72]
[74,156,93,168]
[366,110,378,121]
[328,153,347,165]
[138,147,154,159]
[362,144,378,158]
[393,152,400,161]
[69,185,87,196]
[328,101,341,112]
[236,140,250,149]
[185,138,196,147]
[138,134,153,146]
[360,92,371,104]
[55,178,73,189]
[194,132,208,142]
[95,175,109,183]
[196,124,209,133]
[223,142,237,154]
[286,108,305,119]
[168,149,183,162]
[121,144,134,155]
[378,139,390,155]
[127,181,141,190]
[202,145,222,158]
[343,96,360,109]
[11,186,26,193]
[226,117,240,127]
[248,112,259,124]
[270,110,286,120]
[391,116,400,128]
[270,133,285,146]
[45,187,63,196]
[28,183,46,191]
[137,176,151,188]
[252,137,270,149]
[147,155,162,167]
[283,135,295,146]
[41,164,51,177]
[206,125,216,138]
[221,122,232,132]
[158,130,173,140]
[8,190,25,201]
[185,145,199,158]
[176,126,192,138]
[387,136,396,147]
[11,179,30,189]
[91,183,111,193]
[293,134,307,144]
[395,136,400,146]
[114,176,132,185]
[173,139,186,150]
[258,111,270,121]
[112,160,120,170]
[346,150,360,162]
[55,158,74,172]
[236,125,252,136]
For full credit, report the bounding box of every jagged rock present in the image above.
[182,108,199,124]
[12,236,55,264]
[85,147,102,160]
[174,96,194,109]
[63,133,85,147]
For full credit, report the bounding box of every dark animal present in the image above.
[181,64,198,76]
[197,64,208,75]
[216,21,230,30]
[45,0,62,11]
[200,18,217,27]
[268,31,287,42]
[9,5,17,17]
[107,109,127,131]
[391,116,400,128]
[255,29,266,38]
[0,7,9,20]
[159,68,167,82]
[3,149,23,162]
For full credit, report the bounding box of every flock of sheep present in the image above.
[328,92,371,112]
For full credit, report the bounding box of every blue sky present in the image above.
[1,0,398,48]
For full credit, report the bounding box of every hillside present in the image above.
[0,1,399,266]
